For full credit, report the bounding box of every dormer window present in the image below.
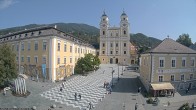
[19,35,21,38]
[25,33,28,37]
[31,32,34,36]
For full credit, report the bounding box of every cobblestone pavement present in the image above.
[40,64,120,110]
[1,64,196,110]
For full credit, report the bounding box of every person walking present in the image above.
[135,103,138,110]
[62,83,64,88]
[78,93,81,100]
[74,92,77,101]
[60,87,63,92]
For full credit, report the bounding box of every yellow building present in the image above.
[140,38,196,94]
[0,26,96,82]
[99,11,137,65]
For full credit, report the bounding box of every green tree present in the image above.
[74,53,100,75]
[176,34,193,47]
[0,43,17,88]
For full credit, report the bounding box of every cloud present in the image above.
[0,0,17,10]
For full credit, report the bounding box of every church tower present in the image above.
[99,11,131,65]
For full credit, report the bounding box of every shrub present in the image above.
[178,103,191,110]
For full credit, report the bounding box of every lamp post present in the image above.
[109,67,114,87]
[118,63,119,81]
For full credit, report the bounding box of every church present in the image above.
[99,11,137,65]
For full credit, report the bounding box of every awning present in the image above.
[151,83,174,90]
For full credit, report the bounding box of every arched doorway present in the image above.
[110,58,113,64]
[116,58,118,64]
[131,60,134,64]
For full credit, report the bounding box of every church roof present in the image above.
[147,38,196,54]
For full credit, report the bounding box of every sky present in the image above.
[0,0,196,43]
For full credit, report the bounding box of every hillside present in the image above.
[130,33,162,48]
[0,23,100,48]
[0,23,162,50]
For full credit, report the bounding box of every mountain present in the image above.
[0,23,162,50]
[0,23,100,48]
[130,33,162,48]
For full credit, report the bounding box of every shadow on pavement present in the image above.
[178,89,196,96]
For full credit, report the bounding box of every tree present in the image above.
[0,43,17,88]
[74,53,100,75]
[176,34,193,47]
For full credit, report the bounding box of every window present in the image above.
[64,43,67,52]
[171,59,176,67]
[70,46,72,52]
[42,56,46,64]
[75,47,77,53]
[182,59,186,67]
[124,30,126,35]
[190,74,193,80]
[27,56,30,63]
[57,57,60,64]
[159,76,163,82]
[57,42,60,51]
[16,56,18,62]
[21,56,24,62]
[111,33,112,36]
[171,75,175,81]
[116,33,118,36]
[64,57,66,64]
[43,41,47,51]
[181,74,185,81]
[124,51,126,54]
[102,51,105,54]
[78,48,80,53]
[39,31,42,35]
[31,32,34,36]
[191,58,195,66]
[124,43,126,47]
[116,51,118,54]
[103,31,105,35]
[159,59,164,67]
[25,33,28,37]
[21,42,24,51]
[34,56,38,64]
[16,44,19,51]
[116,43,118,47]
[34,41,38,50]
[102,43,105,47]
[27,42,31,51]
[110,51,113,54]
[110,43,113,47]
[81,49,82,53]
[70,57,72,63]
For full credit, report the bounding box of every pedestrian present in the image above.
[88,102,93,109]
[74,92,77,101]
[186,88,188,94]
[135,103,138,110]
[62,83,64,88]
[60,87,63,92]
[104,81,106,88]
[78,93,81,100]
[3,89,6,96]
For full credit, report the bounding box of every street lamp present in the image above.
[118,63,119,81]
[109,67,114,87]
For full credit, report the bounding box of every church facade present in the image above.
[99,11,136,65]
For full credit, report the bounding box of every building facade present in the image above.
[99,11,137,65]
[0,26,96,82]
[140,38,196,94]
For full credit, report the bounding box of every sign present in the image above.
[42,64,46,78]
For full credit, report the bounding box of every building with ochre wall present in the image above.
[99,11,137,65]
[140,38,196,93]
[0,26,96,82]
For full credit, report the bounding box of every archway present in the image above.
[131,60,134,64]
[110,58,113,64]
[115,58,118,64]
